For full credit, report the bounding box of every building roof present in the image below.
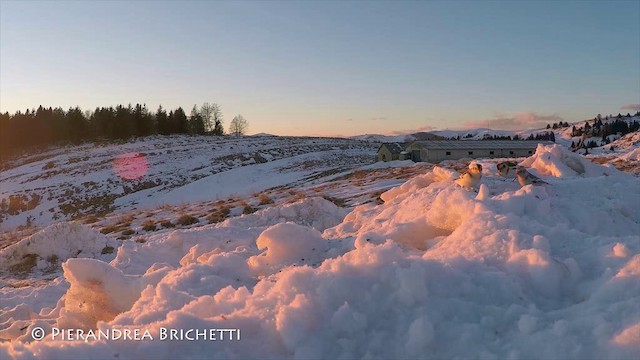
[379,142,405,154]
[409,140,554,150]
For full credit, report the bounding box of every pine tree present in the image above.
[174,107,188,134]
[189,105,205,135]
[66,107,88,144]
[156,105,169,135]
[113,104,134,139]
[132,103,154,137]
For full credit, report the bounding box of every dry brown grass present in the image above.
[58,193,118,219]
[160,220,175,228]
[101,246,115,254]
[177,214,199,226]
[83,215,101,224]
[322,195,346,207]
[100,225,119,234]
[141,220,157,232]
[206,206,231,224]
[258,193,274,205]
[0,194,41,216]
[115,215,135,226]
[349,170,368,180]
[8,254,38,274]
[241,202,256,215]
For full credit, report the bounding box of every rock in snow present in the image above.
[1,144,639,360]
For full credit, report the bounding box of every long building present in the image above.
[379,140,553,163]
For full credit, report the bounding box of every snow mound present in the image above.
[222,196,348,232]
[58,258,172,331]
[58,258,144,329]
[1,151,639,359]
[0,222,116,275]
[380,166,457,202]
[520,143,616,177]
[248,222,331,275]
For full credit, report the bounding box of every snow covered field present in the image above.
[0,135,377,233]
[1,140,639,359]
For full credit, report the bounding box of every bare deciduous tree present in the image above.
[200,103,224,134]
[229,114,248,136]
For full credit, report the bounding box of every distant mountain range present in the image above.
[350,115,640,145]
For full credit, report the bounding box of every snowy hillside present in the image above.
[0,135,377,232]
[350,133,413,143]
[1,143,639,359]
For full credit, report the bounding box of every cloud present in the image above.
[370,116,387,121]
[388,125,437,136]
[621,103,640,112]
[463,112,563,130]
[344,118,354,122]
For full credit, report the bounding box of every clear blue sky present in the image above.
[1,0,639,136]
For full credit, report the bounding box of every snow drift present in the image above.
[0,222,116,276]
[1,144,639,359]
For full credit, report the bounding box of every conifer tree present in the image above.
[156,105,169,135]
[189,105,205,135]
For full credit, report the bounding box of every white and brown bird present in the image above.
[515,166,548,187]
[455,163,483,190]
[496,161,518,178]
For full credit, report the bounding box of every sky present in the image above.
[1,0,639,136]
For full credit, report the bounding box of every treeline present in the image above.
[0,103,224,161]
[570,117,640,151]
[570,117,640,140]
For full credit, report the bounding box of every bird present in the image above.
[455,163,483,190]
[496,161,518,178]
[515,166,548,187]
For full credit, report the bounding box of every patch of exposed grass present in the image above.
[141,220,157,232]
[9,253,38,274]
[121,228,135,236]
[207,206,231,224]
[349,170,368,180]
[258,193,274,205]
[115,215,135,225]
[241,202,256,215]
[160,220,175,228]
[177,214,199,226]
[101,246,115,254]
[322,195,346,207]
[58,192,118,219]
[84,215,101,224]
[100,225,119,234]
[0,193,41,216]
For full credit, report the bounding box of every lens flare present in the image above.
[113,152,149,180]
